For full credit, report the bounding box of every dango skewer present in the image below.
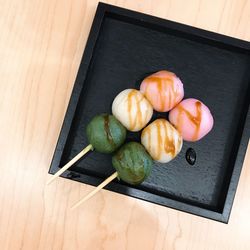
[71,142,153,209]
[47,114,126,185]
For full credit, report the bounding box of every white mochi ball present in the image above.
[141,119,183,163]
[112,89,153,132]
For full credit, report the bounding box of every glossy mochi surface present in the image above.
[112,89,153,132]
[141,119,183,163]
[112,142,153,185]
[169,98,214,141]
[140,70,184,112]
[86,114,126,153]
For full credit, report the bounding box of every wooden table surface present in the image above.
[0,0,249,249]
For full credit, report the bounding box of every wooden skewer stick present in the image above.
[47,144,94,185]
[71,171,119,210]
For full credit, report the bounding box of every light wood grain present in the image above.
[0,0,249,249]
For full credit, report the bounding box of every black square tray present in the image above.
[49,2,250,223]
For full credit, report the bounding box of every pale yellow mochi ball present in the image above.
[112,89,153,132]
[141,119,183,163]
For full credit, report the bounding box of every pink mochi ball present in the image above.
[169,98,214,142]
[140,70,184,112]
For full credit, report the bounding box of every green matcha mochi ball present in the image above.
[86,114,126,153]
[112,142,153,185]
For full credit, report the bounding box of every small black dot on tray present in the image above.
[186,148,196,166]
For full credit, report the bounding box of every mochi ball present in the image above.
[169,98,214,141]
[140,70,184,112]
[112,89,153,132]
[141,119,183,163]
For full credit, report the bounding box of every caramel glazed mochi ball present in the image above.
[169,98,214,142]
[112,89,153,132]
[141,119,183,163]
[140,70,184,112]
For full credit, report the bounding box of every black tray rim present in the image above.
[49,2,250,223]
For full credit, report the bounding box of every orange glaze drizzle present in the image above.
[144,72,178,111]
[155,120,162,160]
[162,120,176,156]
[177,134,182,151]
[176,101,202,140]
[127,90,143,130]
[144,119,176,160]
[148,127,151,154]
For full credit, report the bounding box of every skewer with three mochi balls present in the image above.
[47,70,214,209]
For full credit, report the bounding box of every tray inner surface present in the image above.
[58,12,250,214]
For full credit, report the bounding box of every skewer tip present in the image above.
[46,144,93,185]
